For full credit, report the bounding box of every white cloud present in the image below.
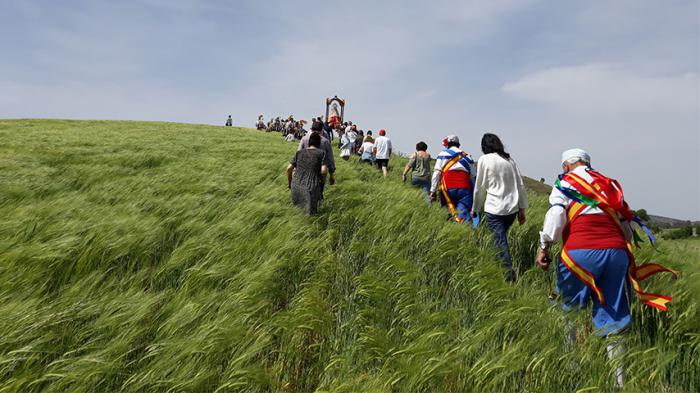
[501,63,699,114]
[499,63,699,219]
[246,0,538,94]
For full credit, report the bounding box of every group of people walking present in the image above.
[285,118,394,212]
[257,114,315,140]
[286,123,527,284]
[401,133,528,283]
[285,120,675,389]
[341,127,393,177]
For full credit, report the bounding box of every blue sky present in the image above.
[2,0,698,219]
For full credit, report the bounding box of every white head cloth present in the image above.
[445,134,460,144]
[561,148,591,165]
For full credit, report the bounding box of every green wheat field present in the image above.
[0,119,697,393]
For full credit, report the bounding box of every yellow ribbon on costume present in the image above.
[439,154,467,223]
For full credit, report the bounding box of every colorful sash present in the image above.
[556,168,677,311]
[438,151,473,223]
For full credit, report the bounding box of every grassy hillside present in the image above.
[0,119,697,393]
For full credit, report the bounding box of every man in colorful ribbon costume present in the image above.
[429,135,476,223]
[535,148,676,388]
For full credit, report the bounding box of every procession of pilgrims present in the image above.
[242,96,679,389]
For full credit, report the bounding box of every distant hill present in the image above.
[648,214,699,229]
[523,176,551,195]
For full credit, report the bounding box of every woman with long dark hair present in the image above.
[471,133,528,282]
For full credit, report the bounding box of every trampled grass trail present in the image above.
[0,119,697,392]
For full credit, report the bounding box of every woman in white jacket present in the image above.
[471,133,528,282]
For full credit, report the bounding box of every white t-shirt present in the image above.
[347,131,357,143]
[360,141,374,155]
[373,136,392,159]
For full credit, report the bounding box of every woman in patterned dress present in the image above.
[286,132,327,215]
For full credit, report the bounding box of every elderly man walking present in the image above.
[535,148,676,389]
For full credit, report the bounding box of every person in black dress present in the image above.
[286,132,327,215]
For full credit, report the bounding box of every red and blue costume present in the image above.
[430,146,476,223]
[551,168,676,335]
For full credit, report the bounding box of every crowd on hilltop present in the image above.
[279,114,394,215]
[276,111,676,389]
[257,115,309,140]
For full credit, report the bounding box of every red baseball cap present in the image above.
[379,129,386,136]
